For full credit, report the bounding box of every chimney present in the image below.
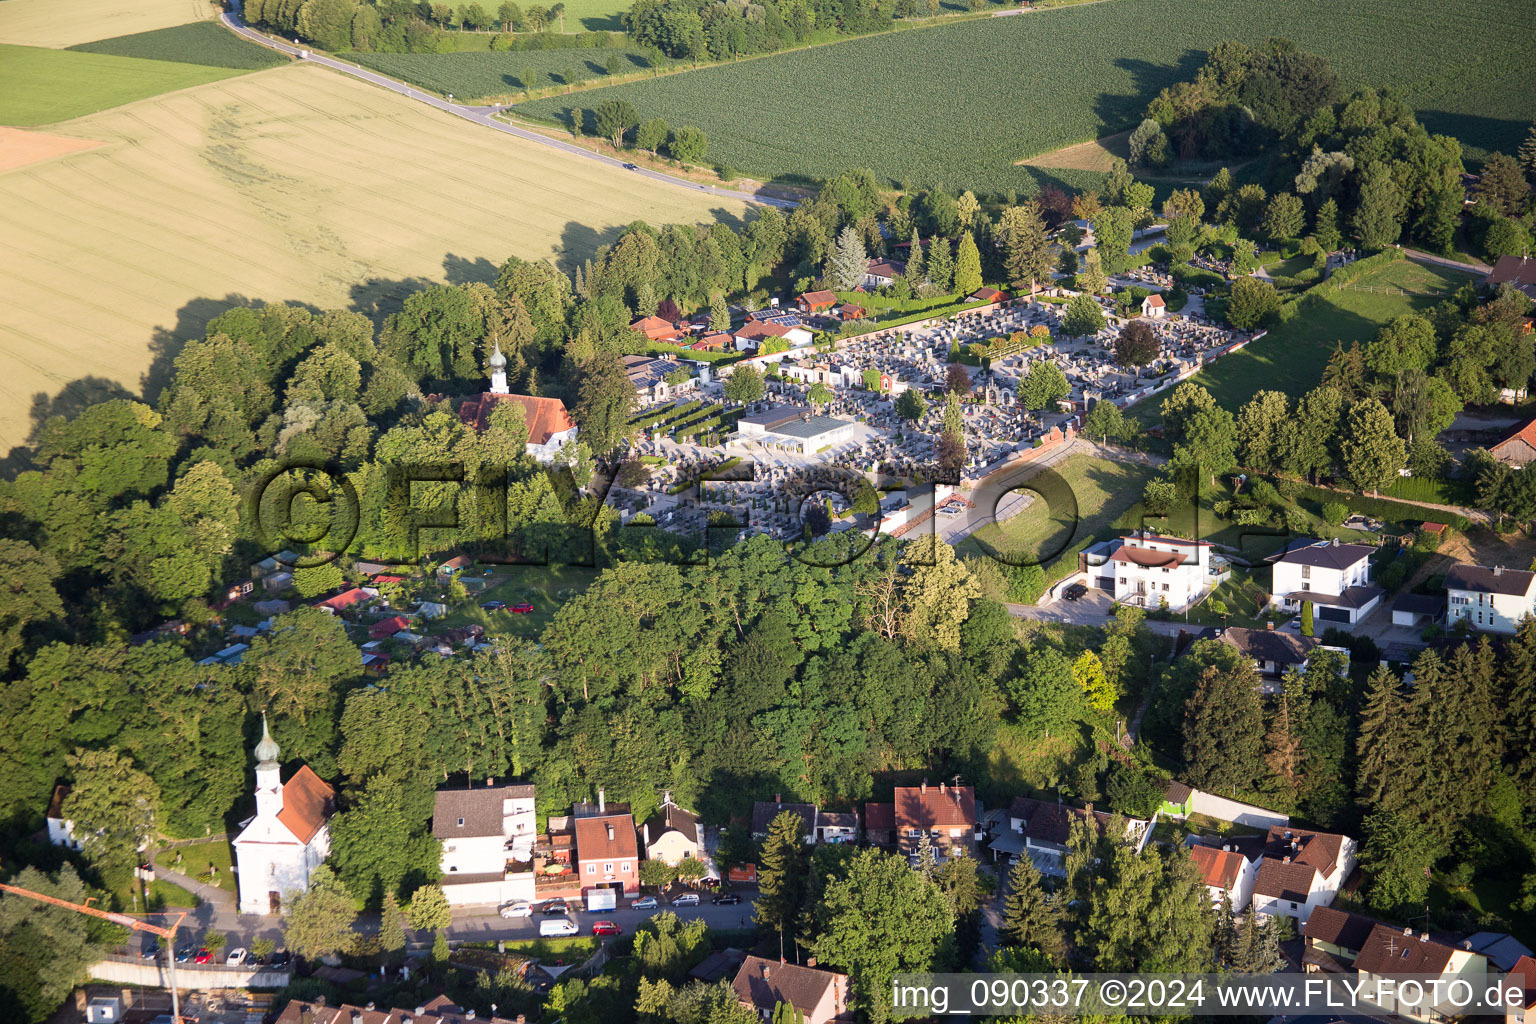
[1266,621,1274,630]
[417,1008,427,1016]
[1420,933,1429,943]
[643,823,651,845]
[1283,855,1291,864]
[1331,537,1339,547]
[1494,565,1504,576]
[468,1012,478,1021]
[806,957,818,967]
[762,964,771,978]
[366,1003,377,1011]
[921,779,928,794]
[598,788,605,813]
[1222,844,1231,852]
[488,777,495,786]
[775,792,782,806]
[352,1014,364,1024]
[1404,927,1413,936]
[939,782,946,796]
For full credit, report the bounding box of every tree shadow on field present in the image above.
[556,220,621,276]
[0,376,138,478]
[1417,109,1528,165]
[141,293,270,408]
[348,273,440,321]
[1092,51,1206,137]
[443,253,501,286]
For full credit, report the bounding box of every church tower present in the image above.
[253,713,284,819]
[489,343,509,395]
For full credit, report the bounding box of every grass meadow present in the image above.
[516,0,1536,192]
[0,64,748,454]
[0,43,245,125]
[350,46,664,99]
[69,20,287,69]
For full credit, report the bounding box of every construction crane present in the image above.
[0,881,187,1023]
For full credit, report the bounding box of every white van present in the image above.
[539,918,579,937]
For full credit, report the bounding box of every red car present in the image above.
[510,602,534,614]
[194,948,213,964]
[591,921,623,937]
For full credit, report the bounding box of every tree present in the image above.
[894,388,928,422]
[1361,811,1440,917]
[573,353,634,454]
[1114,319,1160,367]
[1077,247,1107,295]
[283,864,358,959]
[708,292,730,332]
[635,117,669,156]
[1008,641,1085,737]
[1262,192,1305,243]
[1170,405,1239,484]
[1090,207,1135,273]
[407,883,452,932]
[0,864,107,1023]
[807,382,833,411]
[827,225,867,292]
[61,748,159,880]
[998,855,1065,962]
[1300,600,1314,638]
[1183,664,1264,794]
[1019,361,1069,411]
[0,540,62,672]
[1082,399,1126,443]
[1235,390,1289,472]
[667,125,708,164]
[926,236,954,293]
[1062,293,1105,337]
[1474,153,1531,218]
[1314,197,1342,252]
[953,232,983,297]
[945,362,972,396]
[328,777,438,907]
[996,202,1055,293]
[1353,164,1406,249]
[756,810,808,942]
[380,891,408,959]
[724,365,764,405]
[1073,649,1116,711]
[594,100,638,149]
[1226,276,1282,329]
[1128,118,1168,167]
[1160,381,1215,441]
[1340,398,1405,496]
[809,849,953,1022]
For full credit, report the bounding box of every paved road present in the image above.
[218,9,795,211]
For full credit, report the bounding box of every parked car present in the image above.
[139,942,160,960]
[623,162,638,170]
[591,920,623,936]
[540,918,579,937]
[541,898,569,915]
[500,901,533,919]
[631,896,659,911]
[482,600,506,611]
[1063,582,1088,602]
[711,892,741,905]
[194,948,213,964]
[226,948,248,966]
[511,602,534,614]
[672,892,700,906]
[269,950,292,968]
[174,945,196,963]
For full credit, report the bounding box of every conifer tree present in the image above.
[1182,664,1264,794]
[927,236,954,293]
[757,810,809,942]
[999,855,1066,963]
[906,228,925,283]
[954,232,983,296]
[709,292,730,332]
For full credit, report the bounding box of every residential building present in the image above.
[734,319,813,352]
[1269,539,1382,624]
[732,956,853,1024]
[1486,254,1536,302]
[623,354,694,405]
[1507,955,1536,1024]
[970,286,1007,304]
[816,812,858,844]
[1141,293,1166,318]
[631,315,686,343]
[1089,531,1215,611]
[275,995,522,1024]
[1465,932,1534,972]
[1188,841,1258,912]
[1490,417,1536,467]
[995,797,1146,877]
[751,796,818,840]
[1300,906,1379,974]
[1354,923,1488,1023]
[862,258,907,289]
[46,784,80,851]
[1251,825,1356,926]
[640,795,701,866]
[232,717,336,915]
[863,802,895,846]
[433,780,537,907]
[893,780,978,858]
[1446,564,1536,634]
[797,290,838,313]
[574,810,640,894]
[1216,626,1320,685]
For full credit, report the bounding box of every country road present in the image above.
[218,9,797,211]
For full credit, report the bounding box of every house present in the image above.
[1507,955,1536,1024]
[315,587,376,615]
[893,780,978,858]
[1490,417,1536,468]
[1217,626,1320,682]
[752,796,818,840]
[1354,923,1489,1022]
[262,571,294,592]
[862,257,907,289]
[1465,932,1535,972]
[691,948,749,984]
[732,956,853,1024]
[1446,564,1536,634]
[46,784,80,851]
[369,614,413,641]
[631,314,686,343]
[734,319,813,352]
[1269,539,1383,624]
[574,807,640,894]
[622,354,694,404]
[864,802,895,846]
[1251,825,1356,926]
[275,995,521,1024]
[1300,905,1379,974]
[998,797,1145,877]
[232,717,336,915]
[1141,293,1166,318]
[1091,531,1214,611]
[970,286,1007,304]
[1188,840,1258,912]
[434,780,537,906]
[693,333,734,352]
[835,303,867,320]
[798,290,838,313]
[816,812,858,844]
[640,795,701,866]
[1486,254,1536,301]
[459,392,579,463]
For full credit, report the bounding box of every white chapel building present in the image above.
[232,716,336,916]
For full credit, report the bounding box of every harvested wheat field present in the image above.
[0,63,749,453]
[0,0,213,48]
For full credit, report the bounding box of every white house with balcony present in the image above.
[434,781,538,906]
[1252,825,1356,927]
[1446,564,1536,634]
[1269,539,1382,625]
[1096,531,1214,611]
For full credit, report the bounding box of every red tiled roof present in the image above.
[732,955,845,1018]
[736,320,792,340]
[318,588,370,611]
[1190,844,1248,890]
[1354,923,1456,975]
[460,393,575,443]
[799,290,838,308]
[864,802,895,830]
[369,614,413,639]
[1253,826,1346,901]
[1509,955,1536,1005]
[278,766,335,845]
[1144,293,1165,307]
[1491,417,1536,462]
[894,784,976,829]
[574,813,638,862]
[694,333,733,350]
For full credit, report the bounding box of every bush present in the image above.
[1105,761,1163,819]
[1321,501,1348,526]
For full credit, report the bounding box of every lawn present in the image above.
[155,839,235,893]
[437,563,600,638]
[1130,259,1476,427]
[981,724,1081,808]
[350,47,668,100]
[515,0,1535,192]
[0,64,748,454]
[0,44,245,125]
[0,0,213,48]
[69,20,286,69]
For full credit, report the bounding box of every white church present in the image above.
[232,716,336,916]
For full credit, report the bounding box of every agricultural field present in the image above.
[69,20,286,69]
[350,46,666,100]
[0,43,246,125]
[0,0,213,48]
[0,64,748,455]
[517,0,1536,193]
[1128,259,1476,426]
